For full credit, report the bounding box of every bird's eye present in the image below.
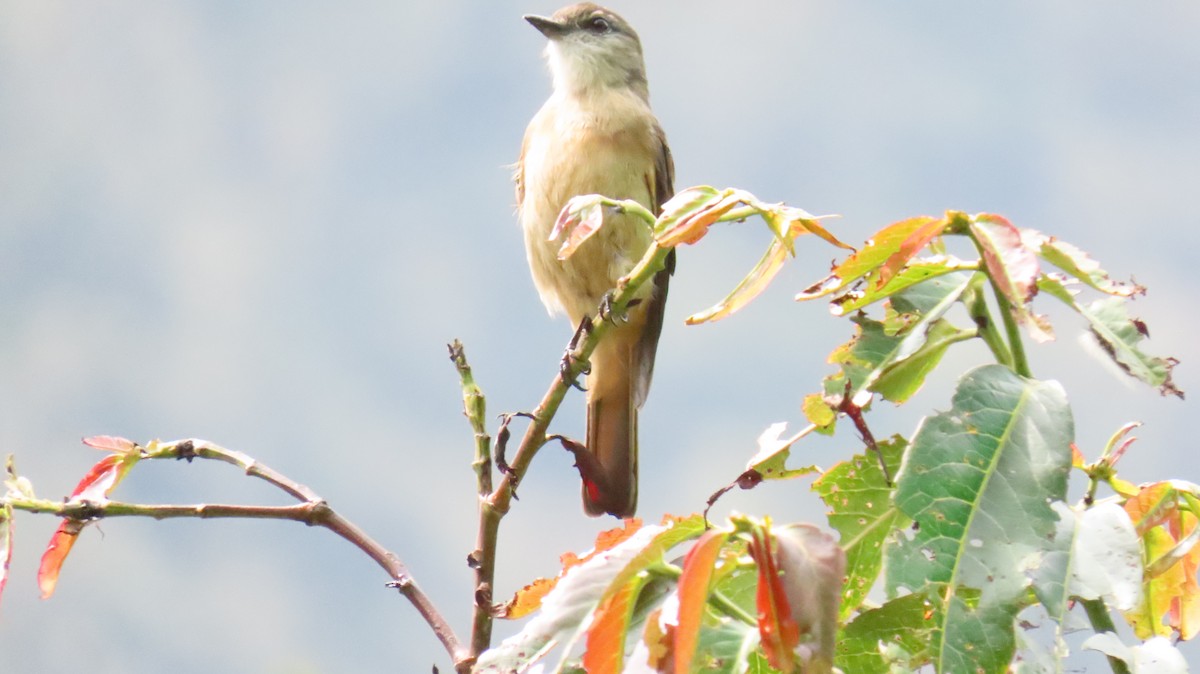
[585,16,611,33]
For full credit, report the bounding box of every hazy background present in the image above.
[2,2,1197,671]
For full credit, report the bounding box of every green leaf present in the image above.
[824,311,966,410]
[830,256,977,315]
[871,319,973,403]
[694,619,761,674]
[743,423,822,482]
[745,652,782,673]
[835,593,935,674]
[812,438,909,619]
[886,364,1074,674]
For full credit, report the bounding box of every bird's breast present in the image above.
[520,94,660,321]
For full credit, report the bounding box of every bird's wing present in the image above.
[632,123,675,406]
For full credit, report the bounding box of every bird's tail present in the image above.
[582,336,638,518]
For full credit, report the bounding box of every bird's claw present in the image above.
[559,351,589,391]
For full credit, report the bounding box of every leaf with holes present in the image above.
[835,593,936,674]
[1081,298,1182,398]
[885,364,1073,674]
[1024,230,1145,298]
[812,438,909,620]
[830,257,977,315]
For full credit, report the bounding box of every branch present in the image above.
[467,218,672,659]
[8,439,471,672]
[449,341,493,496]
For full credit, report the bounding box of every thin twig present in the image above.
[8,439,472,672]
[448,341,493,496]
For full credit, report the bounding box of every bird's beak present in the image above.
[524,14,567,40]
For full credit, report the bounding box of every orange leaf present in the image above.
[1125,482,1179,534]
[499,577,557,620]
[1122,482,1200,639]
[656,190,741,248]
[748,525,800,673]
[38,519,83,599]
[878,216,949,288]
[498,518,645,619]
[674,528,731,674]
[797,215,940,301]
[583,580,641,674]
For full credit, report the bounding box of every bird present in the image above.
[515,3,674,518]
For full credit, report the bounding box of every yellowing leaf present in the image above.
[878,216,950,288]
[1122,482,1200,640]
[797,215,942,301]
[685,230,790,325]
[802,393,835,429]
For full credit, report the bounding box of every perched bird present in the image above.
[515,3,674,517]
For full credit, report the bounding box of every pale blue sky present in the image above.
[2,2,1198,672]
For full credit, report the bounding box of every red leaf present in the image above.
[583,580,640,674]
[748,524,801,673]
[81,435,138,454]
[970,213,1050,341]
[674,528,731,674]
[38,519,83,599]
[553,197,606,260]
[0,507,12,604]
[69,454,122,501]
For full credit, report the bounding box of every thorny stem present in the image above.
[7,440,471,672]
[468,234,673,661]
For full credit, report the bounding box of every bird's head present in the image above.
[525,3,648,99]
